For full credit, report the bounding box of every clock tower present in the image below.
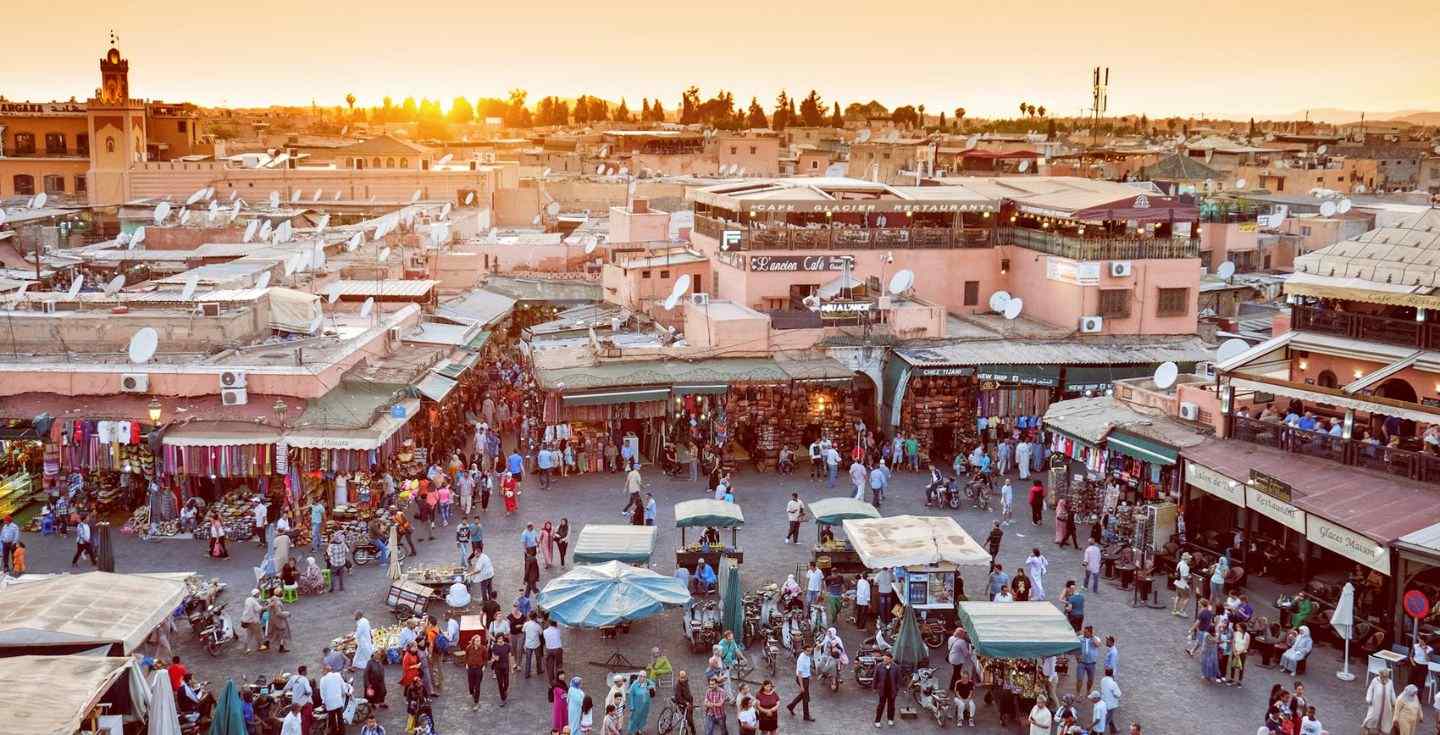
[86,35,146,206]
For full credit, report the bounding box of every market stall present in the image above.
[0,571,190,656]
[0,655,140,735]
[956,601,1081,705]
[538,560,690,657]
[161,421,283,503]
[842,515,990,635]
[572,524,658,565]
[808,497,879,574]
[674,499,744,569]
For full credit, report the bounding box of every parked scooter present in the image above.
[189,600,236,657]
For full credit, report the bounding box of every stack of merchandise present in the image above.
[331,622,409,657]
[900,376,979,450]
[977,657,1049,700]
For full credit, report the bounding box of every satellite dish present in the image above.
[1002,298,1023,320]
[179,208,191,225]
[290,190,301,203]
[327,288,340,305]
[181,274,198,301]
[546,202,561,216]
[1017,159,1031,173]
[346,233,362,251]
[312,189,323,202]
[605,167,616,176]
[131,226,147,247]
[298,249,313,272]
[1216,338,1249,364]
[32,192,48,209]
[802,295,821,311]
[256,271,272,289]
[154,201,172,224]
[857,129,872,143]
[67,277,83,300]
[542,168,552,177]
[583,236,598,254]
[208,200,219,215]
[205,186,216,201]
[1320,200,1338,217]
[532,215,542,225]
[317,214,331,233]
[440,202,452,220]
[465,192,476,206]
[258,220,273,240]
[276,221,293,243]
[737,167,746,177]
[104,274,126,296]
[1355,184,1367,194]
[988,290,1012,313]
[411,189,422,203]
[186,188,205,205]
[1217,261,1236,279]
[670,274,693,305]
[1234,178,1247,189]
[360,297,375,318]
[378,247,391,263]
[662,291,682,311]
[269,191,280,208]
[243,220,259,242]
[0,210,5,226]
[128,327,159,364]
[283,255,299,276]
[334,191,343,201]
[437,154,454,167]
[1338,198,1353,214]
[1153,361,1179,390]
[230,190,239,202]
[888,269,915,295]
[1317,144,1328,155]
[596,164,606,175]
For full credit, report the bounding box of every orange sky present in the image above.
[3,0,1437,120]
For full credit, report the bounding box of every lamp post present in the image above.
[272,398,288,429]
[147,398,163,425]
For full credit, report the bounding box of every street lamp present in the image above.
[147,398,163,424]
[272,398,288,428]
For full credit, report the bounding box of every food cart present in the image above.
[956,601,1080,704]
[674,499,744,569]
[808,497,880,574]
[572,524,659,566]
[842,515,991,644]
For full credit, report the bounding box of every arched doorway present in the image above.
[1317,370,1338,389]
[1379,378,1417,404]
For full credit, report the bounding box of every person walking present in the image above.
[464,633,488,711]
[1075,625,1100,696]
[456,517,473,568]
[849,460,867,501]
[318,664,352,733]
[824,443,842,489]
[999,480,1014,525]
[490,629,513,707]
[947,627,973,689]
[1098,669,1121,733]
[784,494,804,544]
[868,462,888,506]
[1083,540,1102,593]
[393,507,417,556]
[71,515,95,566]
[1028,480,1045,527]
[1026,548,1050,601]
[240,588,265,653]
[544,619,565,683]
[1363,668,1396,735]
[986,520,1004,559]
[0,515,19,573]
[1029,697,1054,735]
[327,533,349,592]
[555,519,570,567]
[873,651,899,727]
[786,645,814,721]
[704,676,729,735]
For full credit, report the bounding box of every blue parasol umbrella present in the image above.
[537,560,690,628]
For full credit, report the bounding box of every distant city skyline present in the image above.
[4,0,1437,121]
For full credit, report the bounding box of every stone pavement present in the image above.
[21,465,1370,734]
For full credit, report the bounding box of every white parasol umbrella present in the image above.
[387,524,402,581]
[1331,581,1356,681]
[147,669,181,735]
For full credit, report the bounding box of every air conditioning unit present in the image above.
[199,302,221,317]
[1179,401,1200,421]
[1079,315,1104,333]
[387,327,403,344]
[1197,361,1216,378]
[219,370,247,389]
[220,387,248,406]
[689,293,710,307]
[120,373,149,393]
[477,151,497,164]
[1110,261,1134,277]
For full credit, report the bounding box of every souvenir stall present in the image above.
[0,421,42,477]
[571,524,658,566]
[843,515,992,636]
[893,366,979,464]
[808,497,880,575]
[160,421,283,510]
[972,367,1058,446]
[544,389,669,465]
[41,417,160,516]
[674,499,744,569]
[955,601,1080,705]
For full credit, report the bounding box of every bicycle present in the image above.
[656,701,694,735]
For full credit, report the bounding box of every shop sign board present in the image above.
[1307,515,1390,574]
[1045,257,1101,286]
[1185,462,1245,508]
[748,254,854,273]
[1248,469,1293,502]
[917,367,974,377]
[1245,483,1306,532]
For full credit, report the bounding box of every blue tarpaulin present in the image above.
[536,561,690,628]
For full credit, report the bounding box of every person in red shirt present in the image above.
[1028,481,1046,527]
[168,656,188,692]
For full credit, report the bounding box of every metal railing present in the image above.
[996,227,1201,261]
[1292,303,1440,350]
[1232,415,1440,487]
[693,214,992,251]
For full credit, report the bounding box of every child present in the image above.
[10,542,25,575]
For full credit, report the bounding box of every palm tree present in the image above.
[345,93,356,115]
[1026,104,1037,118]
[1019,101,1028,118]
[917,104,926,128]
[1037,105,1046,118]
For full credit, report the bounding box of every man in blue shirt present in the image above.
[1075,624,1100,697]
[643,493,657,526]
[868,463,888,506]
[1064,580,1085,632]
[988,563,1010,600]
[535,445,554,490]
[520,523,539,553]
[506,451,524,484]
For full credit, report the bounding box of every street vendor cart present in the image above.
[809,497,879,575]
[385,579,436,621]
[572,524,659,566]
[674,499,744,569]
[842,515,991,646]
[955,601,1080,713]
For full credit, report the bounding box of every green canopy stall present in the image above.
[571,524,658,565]
[956,601,1081,658]
[674,499,745,569]
[808,498,879,573]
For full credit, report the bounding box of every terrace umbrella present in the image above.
[387,524,402,581]
[536,560,689,628]
[207,680,247,735]
[1331,582,1356,681]
[718,557,744,641]
[147,669,181,735]
[892,604,928,671]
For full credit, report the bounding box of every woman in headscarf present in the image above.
[365,648,389,710]
[399,642,422,690]
[298,556,325,596]
[264,594,291,653]
[1053,498,1069,544]
[626,673,654,734]
[272,527,291,570]
[555,519,571,567]
[780,574,802,611]
[1279,625,1312,675]
[567,676,586,733]
[1395,684,1424,735]
[551,671,570,733]
[540,521,556,569]
[821,627,849,666]
[1363,668,1396,735]
[501,472,520,515]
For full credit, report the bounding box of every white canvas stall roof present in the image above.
[1291,209,1440,305]
[162,421,281,447]
[841,515,992,570]
[403,321,478,347]
[153,259,279,288]
[285,398,419,450]
[0,656,134,735]
[268,287,322,334]
[0,572,189,654]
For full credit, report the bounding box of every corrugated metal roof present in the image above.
[536,358,790,391]
[1398,522,1440,556]
[481,277,601,304]
[327,280,438,298]
[436,288,517,327]
[415,372,457,402]
[403,321,477,347]
[897,336,1214,367]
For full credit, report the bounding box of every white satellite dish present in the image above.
[532,215,542,225]
[1153,361,1179,390]
[464,192,476,206]
[283,255,299,276]
[1234,178,1247,189]
[1317,144,1328,155]
[1320,200,1338,217]
[440,202,452,220]
[802,294,821,311]
[888,269,915,295]
[737,167,746,177]
[154,201,172,224]
[269,191,280,208]
[596,164,605,175]
[32,192,48,209]
[230,190,239,202]
[1216,338,1250,364]
[256,271,272,289]
[1338,198,1353,214]
[1003,298,1023,320]
[542,168,552,178]
[312,189,323,202]
[297,249,313,272]
[276,221,293,243]
[317,214,331,234]
[334,191,343,201]
[1217,261,1236,279]
[258,220,273,240]
[205,186,216,201]
[360,297,375,318]
[185,188,205,206]
[181,274,198,301]
[605,167,616,176]
[346,233,362,251]
[857,129,872,143]
[289,190,300,203]
[104,274,126,296]
[327,288,340,305]
[178,208,191,225]
[1355,184,1367,194]
[131,226,147,247]
[546,202,561,216]
[378,247,391,263]
[208,200,219,215]
[128,328,159,364]
[988,290,1012,313]
[670,274,693,301]
[411,189,422,203]
[436,154,454,167]
[1017,159,1031,173]
[243,220,259,243]
[67,277,83,300]
[583,236,598,254]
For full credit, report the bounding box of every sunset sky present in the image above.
[4,0,1437,120]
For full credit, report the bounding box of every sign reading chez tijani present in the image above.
[749,255,855,272]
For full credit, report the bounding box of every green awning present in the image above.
[415,373,458,402]
[434,352,480,380]
[975,365,1060,387]
[562,388,670,406]
[673,384,730,397]
[464,329,492,352]
[1107,429,1178,465]
[674,499,745,528]
[1063,366,1152,392]
[957,601,1081,658]
[808,497,880,526]
[571,524,657,564]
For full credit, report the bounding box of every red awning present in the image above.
[1183,439,1440,543]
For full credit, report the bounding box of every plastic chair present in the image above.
[40,516,55,536]
[282,585,299,604]
[322,569,332,589]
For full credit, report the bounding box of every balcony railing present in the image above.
[996,227,1201,261]
[693,214,992,250]
[1291,303,1440,350]
[1232,415,1440,487]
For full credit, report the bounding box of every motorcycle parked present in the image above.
[189,600,236,657]
[908,667,952,726]
[965,471,993,512]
